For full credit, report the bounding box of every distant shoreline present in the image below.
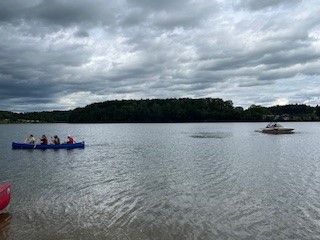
[2,98,320,123]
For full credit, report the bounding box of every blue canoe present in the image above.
[12,141,85,149]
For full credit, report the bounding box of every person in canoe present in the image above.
[51,135,60,145]
[40,135,48,145]
[66,135,75,144]
[25,134,35,144]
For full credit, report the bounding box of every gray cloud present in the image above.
[0,0,319,112]
[236,0,302,11]
[74,30,89,38]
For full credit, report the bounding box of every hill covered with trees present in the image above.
[1,98,320,123]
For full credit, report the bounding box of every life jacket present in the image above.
[41,138,48,145]
[68,136,74,144]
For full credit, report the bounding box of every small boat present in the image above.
[256,122,294,134]
[0,182,11,211]
[12,141,85,149]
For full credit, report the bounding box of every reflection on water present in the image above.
[0,122,320,239]
[0,213,11,239]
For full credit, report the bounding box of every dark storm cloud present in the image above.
[0,1,36,22]
[0,0,319,111]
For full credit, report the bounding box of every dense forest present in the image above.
[1,98,320,123]
[0,110,71,123]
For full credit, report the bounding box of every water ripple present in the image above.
[3,123,320,239]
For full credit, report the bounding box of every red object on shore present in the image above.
[0,182,11,211]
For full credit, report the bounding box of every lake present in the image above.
[0,122,320,239]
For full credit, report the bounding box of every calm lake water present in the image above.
[1,122,320,239]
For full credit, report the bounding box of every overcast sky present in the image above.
[0,0,319,112]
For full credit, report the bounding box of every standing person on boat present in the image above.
[51,135,60,145]
[40,135,48,145]
[66,135,74,144]
[25,134,35,144]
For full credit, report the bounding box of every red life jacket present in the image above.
[68,136,74,144]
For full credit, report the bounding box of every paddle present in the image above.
[33,139,38,149]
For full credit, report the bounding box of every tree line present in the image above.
[0,110,71,123]
[1,98,319,123]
